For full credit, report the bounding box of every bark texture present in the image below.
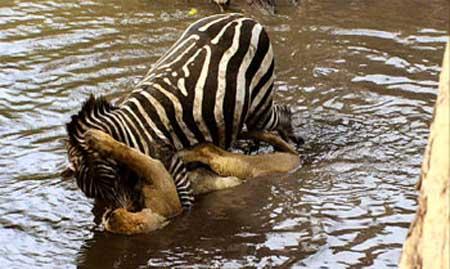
[399,41,449,269]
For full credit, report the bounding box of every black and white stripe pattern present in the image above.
[66,14,293,210]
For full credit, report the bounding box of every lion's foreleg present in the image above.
[178,142,300,180]
[84,129,182,234]
[85,129,182,217]
[188,168,243,194]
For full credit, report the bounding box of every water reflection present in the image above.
[77,177,325,268]
[0,0,448,267]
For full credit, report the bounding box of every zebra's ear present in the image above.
[61,137,70,150]
[61,138,78,179]
[61,165,75,179]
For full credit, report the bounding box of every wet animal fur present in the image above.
[83,129,300,234]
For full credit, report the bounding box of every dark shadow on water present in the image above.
[76,174,323,268]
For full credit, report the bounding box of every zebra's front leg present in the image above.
[84,129,183,234]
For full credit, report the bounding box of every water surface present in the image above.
[0,0,448,268]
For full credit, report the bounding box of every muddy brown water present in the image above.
[0,0,448,268]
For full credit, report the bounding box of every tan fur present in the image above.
[85,129,183,218]
[84,129,300,235]
[102,208,168,235]
[85,129,186,234]
[178,143,300,179]
[188,168,243,195]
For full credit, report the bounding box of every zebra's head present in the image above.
[63,95,134,207]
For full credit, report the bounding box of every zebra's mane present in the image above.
[66,94,117,149]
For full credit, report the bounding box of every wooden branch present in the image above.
[399,42,449,269]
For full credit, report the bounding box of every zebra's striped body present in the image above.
[66,14,293,210]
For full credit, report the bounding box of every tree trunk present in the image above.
[399,42,449,269]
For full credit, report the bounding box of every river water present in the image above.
[0,0,448,268]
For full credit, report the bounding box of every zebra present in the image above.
[65,13,300,211]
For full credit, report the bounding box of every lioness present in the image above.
[82,129,300,234]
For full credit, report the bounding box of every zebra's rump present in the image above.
[122,13,275,150]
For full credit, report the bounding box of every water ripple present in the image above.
[0,0,448,268]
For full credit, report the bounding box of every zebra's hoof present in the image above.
[291,134,305,146]
[278,130,305,148]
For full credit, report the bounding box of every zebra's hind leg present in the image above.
[247,103,304,147]
[271,104,304,146]
[212,0,230,12]
[84,129,183,234]
[239,131,297,154]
